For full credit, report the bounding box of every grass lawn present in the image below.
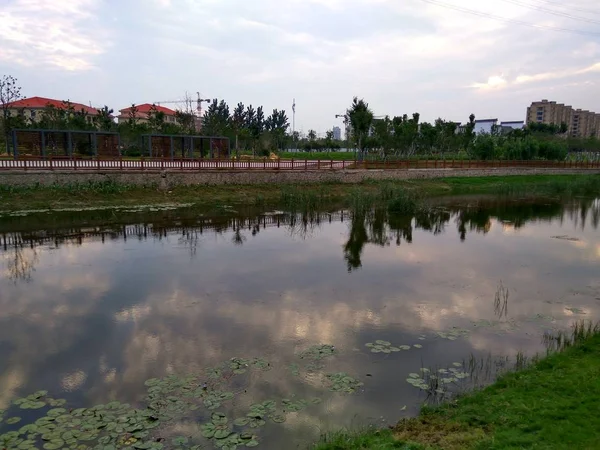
[314,326,600,450]
[0,175,599,213]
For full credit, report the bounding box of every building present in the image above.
[2,96,100,123]
[117,103,178,125]
[332,126,342,140]
[474,119,498,135]
[526,100,600,138]
[499,121,524,130]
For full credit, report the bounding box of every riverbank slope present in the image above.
[1,174,599,213]
[314,325,600,450]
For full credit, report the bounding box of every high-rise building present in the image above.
[332,126,342,140]
[526,100,600,138]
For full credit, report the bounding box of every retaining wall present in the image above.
[0,168,599,189]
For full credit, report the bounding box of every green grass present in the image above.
[313,323,600,450]
[0,175,598,213]
[279,151,357,160]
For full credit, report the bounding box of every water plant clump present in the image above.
[365,340,401,353]
[405,363,471,395]
[325,373,364,393]
[0,347,363,449]
[436,327,470,340]
[299,344,336,360]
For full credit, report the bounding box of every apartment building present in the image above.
[117,104,178,125]
[3,96,100,123]
[526,100,600,138]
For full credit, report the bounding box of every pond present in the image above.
[0,197,599,449]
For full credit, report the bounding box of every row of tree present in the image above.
[3,74,599,159]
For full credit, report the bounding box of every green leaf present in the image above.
[246,439,259,447]
[234,418,249,426]
[214,429,231,439]
[172,436,189,446]
[43,439,65,449]
[271,414,286,423]
[6,417,21,425]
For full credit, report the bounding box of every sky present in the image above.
[0,0,599,135]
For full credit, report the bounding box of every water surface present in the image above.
[1,198,599,449]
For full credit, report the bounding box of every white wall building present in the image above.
[474,119,498,135]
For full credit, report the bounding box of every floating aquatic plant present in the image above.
[229,358,250,374]
[365,340,401,353]
[406,363,470,395]
[299,344,335,360]
[325,373,364,393]
[436,328,470,340]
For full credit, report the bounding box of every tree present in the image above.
[231,102,246,154]
[346,97,373,159]
[175,110,196,134]
[324,130,334,152]
[202,99,230,137]
[265,109,289,150]
[0,75,23,154]
[147,104,166,132]
[95,106,115,132]
[127,104,139,128]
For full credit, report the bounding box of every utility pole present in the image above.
[292,98,296,151]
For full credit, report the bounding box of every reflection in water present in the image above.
[0,197,599,449]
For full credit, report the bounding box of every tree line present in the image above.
[2,74,599,159]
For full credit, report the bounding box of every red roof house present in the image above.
[117,104,178,124]
[4,96,100,115]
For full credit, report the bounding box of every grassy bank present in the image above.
[0,175,599,213]
[314,323,600,450]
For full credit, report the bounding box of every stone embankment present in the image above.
[0,168,599,189]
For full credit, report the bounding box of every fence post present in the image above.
[305,159,308,170]
[141,157,144,171]
[49,156,53,171]
[318,159,320,170]
[278,158,280,170]
[40,131,46,158]
[120,157,123,170]
[342,160,345,170]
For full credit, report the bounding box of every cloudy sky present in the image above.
[0,0,599,134]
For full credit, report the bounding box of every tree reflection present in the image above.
[1,197,597,278]
[5,246,39,282]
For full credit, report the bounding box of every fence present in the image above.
[10,130,120,158]
[1,157,600,171]
[140,134,230,159]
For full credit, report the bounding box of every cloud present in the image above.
[0,0,108,71]
[471,62,600,91]
[1,0,599,128]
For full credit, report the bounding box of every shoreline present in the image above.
[314,323,600,450]
[1,174,599,214]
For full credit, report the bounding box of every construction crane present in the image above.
[154,93,211,118]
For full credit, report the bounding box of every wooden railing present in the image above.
[0,157,599,171]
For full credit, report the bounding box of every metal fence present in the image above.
[140,134,230,159]
[10,129,120,158]
[1,157,600,171]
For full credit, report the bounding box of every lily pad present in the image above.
[325,372,364,393]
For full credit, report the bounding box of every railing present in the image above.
[0,157,599,171]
